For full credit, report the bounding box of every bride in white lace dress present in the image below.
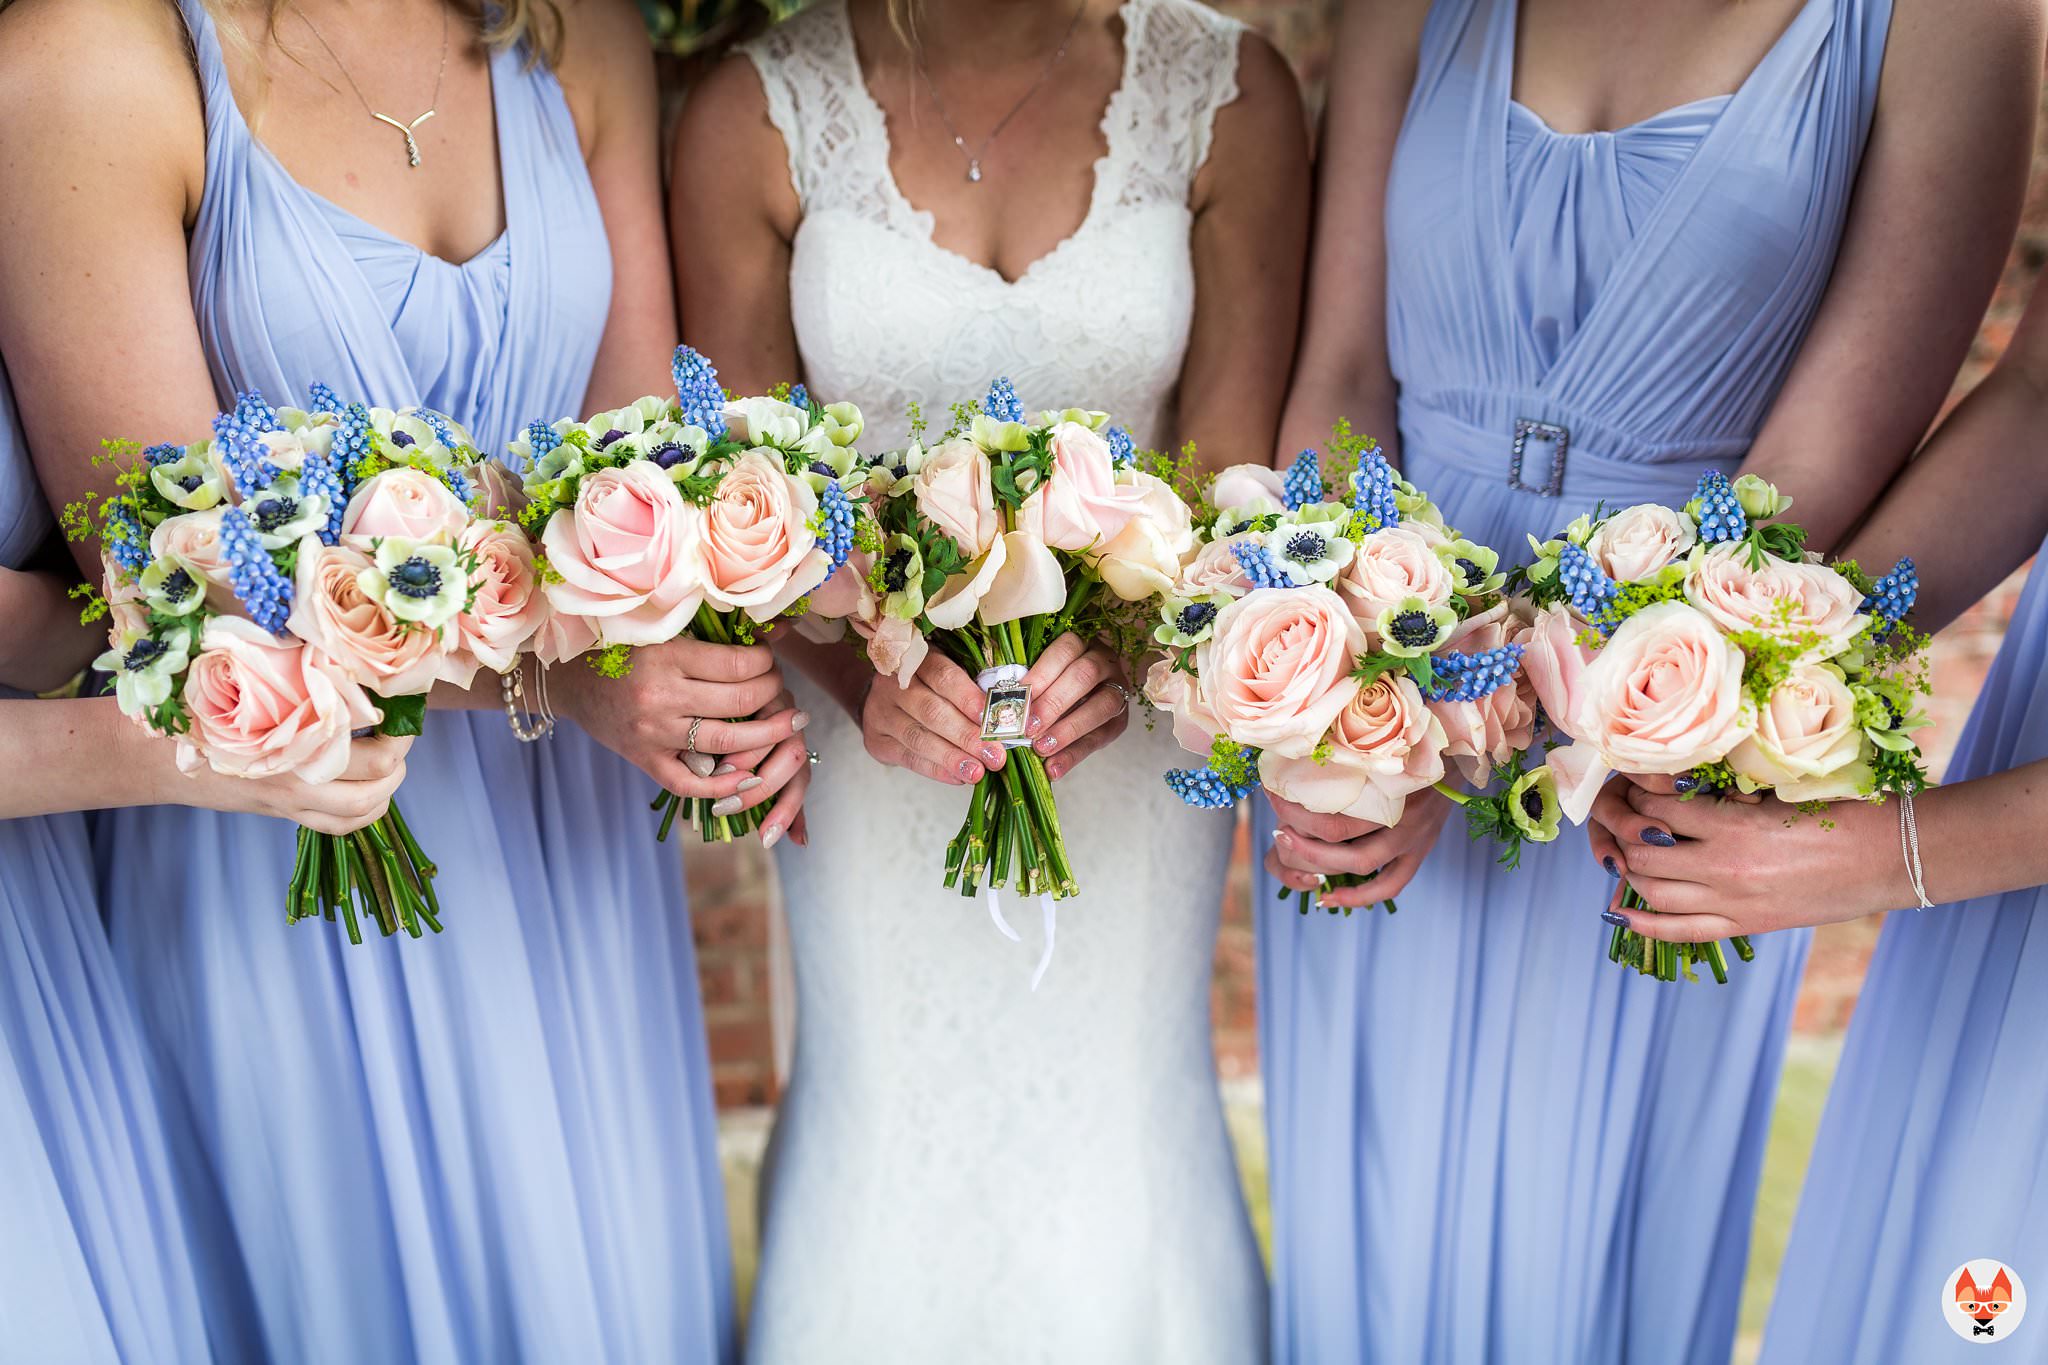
[675,1,1307,1357]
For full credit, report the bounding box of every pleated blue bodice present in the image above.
[87,6,737,1361]
[1257,1,1893,1361]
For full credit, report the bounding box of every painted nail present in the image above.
[1672,774,1699,794]
[683,752,716,778]
[1641,828,1677,847]
[791,711,811,732]
[981,745,1004,766]
[737,776,763,792]
[958,759,979,780]
[761,824,784,850]
[1046,759,1066,780]
[1027,715,1045,735]
[1276,831,1294,850]
[1601,909,1631,929]
[712,763,736,777]
[1603,856,1619,878]
[711,796,744,817]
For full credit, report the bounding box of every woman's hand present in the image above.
[177,735,415,835]
[1262,787,1454,910]
[862,652,1005,786]
[1021,633,1131,780]
[1589,775,1904,940]
[552,639,810,810]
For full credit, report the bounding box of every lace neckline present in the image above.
[826,0,1143,288]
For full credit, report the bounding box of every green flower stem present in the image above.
[1611,880,1740,984]
[288,828,318,925]
[1432,781,1474,807]
[350,830,399,938]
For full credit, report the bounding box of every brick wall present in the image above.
[684,9,2048,1106]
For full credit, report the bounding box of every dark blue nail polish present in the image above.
[1603,856,1619,878]
[1672,774,1699,794]
[1641,828,1677,847]
[1601,909,1630,929]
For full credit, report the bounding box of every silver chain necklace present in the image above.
[298,4,450,169]
[911,1,1086,184]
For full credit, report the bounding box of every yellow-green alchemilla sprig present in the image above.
[358,538,470,630]
[1263,506,1356,584]
[149,447,229,513]
[94,624,191,722]
[1374,595,1459,658]
[1155,592,1232,648]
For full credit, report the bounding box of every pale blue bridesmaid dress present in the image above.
[92,6,735,1361]
[1255,0,1891,1359]
[1760,543,2048,1363]
[0,366,214,1360]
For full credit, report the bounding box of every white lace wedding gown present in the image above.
[739,3,1266,1361]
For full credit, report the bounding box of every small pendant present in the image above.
[402,131,421,168]
[967,160,983,184]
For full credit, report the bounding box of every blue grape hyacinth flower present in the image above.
[1692,470,1748,544]
[982,376,1024,424]
[1351,449,1400,532]
[218,506,293,633]
[1557,542,1618,623]
[1166,765,1257,809]
[1863,556,1918,628]
[1282,448,1322,511]
[672,345,729,440]
[1424,643,1526,704]
[1232,540,1299,590]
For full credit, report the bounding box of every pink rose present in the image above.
[340,467,471,551]
[806,553,865,621]
[177,615,378,783]
[1726,662,1868,800]
[1017,422,1138,552]
[925,530,1067,629]
[1429,603,1537,785]
[1197,586,1364,758]
[1339,526,1455,634]
[540,462,706,646]
[1584,503,1696,581]
[700,450,830,623]
[1519,602,1596,738]
[858,613,930,688]
[1209,463,1286,515]
[441,520,549,687]
[1260,673,1447,825]
[288,539,447,695]
[1683,545,1867,662]
[1145,654,1226,757]
[257,427,328,474]
[532,611,603,668]
[102,553,149,640]
[471,460,530,521]
[148,509,241,614]
[913,437,999,557]
[1555,600,1756,822]
[1176,533,1255,597]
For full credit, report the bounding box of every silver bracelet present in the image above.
[1898,791,1933,909]
[501,660,555,742]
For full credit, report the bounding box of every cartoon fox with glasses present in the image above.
[1956,1266,2016,1337]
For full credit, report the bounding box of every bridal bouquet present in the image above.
[834,379,1187,968]
[1145,435,1558,915]
[508,346,869,842]
[77,389,532,942]
[1517,471,1931,982]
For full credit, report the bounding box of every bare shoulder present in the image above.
[0,0,203,214]
[549,0,658,154]
[553,0,659,69]
[1228,27,1305,122]
[1196,28,1308,208]
[1877,0,2044,92]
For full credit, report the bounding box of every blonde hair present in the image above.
[885,0,920,49]
[209,1,565,68]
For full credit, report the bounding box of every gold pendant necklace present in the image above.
[299,5,450,169]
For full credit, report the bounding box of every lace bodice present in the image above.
[743,0,1241,450]
[738,5,1266,1361]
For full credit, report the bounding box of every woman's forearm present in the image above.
[1909,758,2048,909]
[0,568,100,693]
[0,697,185,817]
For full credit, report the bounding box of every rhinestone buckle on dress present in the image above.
[1509,418,1569,497]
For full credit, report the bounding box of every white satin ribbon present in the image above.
[975,664,1057,988]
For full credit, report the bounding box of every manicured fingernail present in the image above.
[1276,831,1294,850]
[737,776,762,792]
[1641,828,1676,847]
[958,759,979,780]
[1601,909,1630,929]
[791,711,810,732]
[711,796,744,816]
[1673,774,1699,794]
[1027,715,1045,735]
[1046,759,1066,779]
[1603,856,1619,878]
[1035,734,1059,753]
[981,745,1004,766]
[713,763,736,776]
[684,752,716,778]
[761,824,784,850]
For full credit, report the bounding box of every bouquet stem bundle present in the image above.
[287,804,442,943]
[1608,882,1753,984]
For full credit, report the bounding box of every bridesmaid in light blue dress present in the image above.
[0,1,769,1359]
[0,371,215,1363]
[1584,293,2048,1363]
[1254,0,2038,1358]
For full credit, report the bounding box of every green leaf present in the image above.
[373,691,427,738]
